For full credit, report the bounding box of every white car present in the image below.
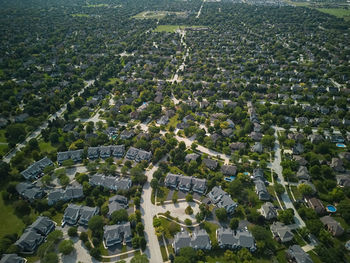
[61,221,66,227]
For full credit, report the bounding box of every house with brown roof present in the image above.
[320,216,344,237]
[305,197,325,215]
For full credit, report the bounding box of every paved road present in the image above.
[272,126,306,228]
[141,163,164,263]
[2,80,95,163]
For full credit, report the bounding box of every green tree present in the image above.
[130,254,149,263]
[298,183,314,196]
[111,209,128,223]
[277,209,294,224]
[229,218,239,230]
[88,216,104,235]
[215,208,227,222]
[274,183,285,195]
[68,227,78,237]
[59,240,74,255]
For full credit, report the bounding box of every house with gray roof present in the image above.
[260,202,277,220]
[126,147,152,162]
[47,189,65,205]
[251,142,263,153]
[16,182,44,201]
[120,130,135,140]
[79,206,99,226]
[173,232,191,254]
[63,204,82,225]
[57,150,83,165]
[20,157,53,180]
[203,158,218,170]
[100,146,111,158]
[15,230,44,253]
[217,228,256,252]
[87,147,99,159]
[208,186,237,214]
[221,165,237,176]
[336,174,350,187]
[270,222,294,243]
[0,254,26,263]
[111,145,125,158]
[286,245,313,263]
[164,173,180,188]
[89,174,132,191]
[29,216,55,236]
[191,229,211,250]
[330,158,345,173]
[48,185,83,205]
[108,195,128,218]
[192,178,207,194]
[297,166,310,181]
[254,179,270,201]
[103,223,132,247]
[185,153,200,162]
[320,216,344,237]
[178,175,192,192]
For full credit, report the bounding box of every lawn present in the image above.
[160,245,168,261]
[51,212,63,225]
[317,8,350,20]
[156,187,170,203]
[154,25,205,33]
[0,192,25,237]
[71,14,90,18]
[39,141,56,153]
[167,114,179,130]
[0,129,7,143]
[132,11,186,20]
[159,217,181,239]
[0,144,9,156]
[290,186,302,200]
[201,221,219,243]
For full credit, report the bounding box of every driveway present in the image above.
[156,200,200,222]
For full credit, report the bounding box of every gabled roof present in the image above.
[287,245,313,263]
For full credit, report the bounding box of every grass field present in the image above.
[0,192,25,237]
[154,25,205,33]
[71,14,90,18]
[0,129,7,143]
[201,221,218,243]
[132,11,186,20]
[39,141,56,153]
[317,8,350,20]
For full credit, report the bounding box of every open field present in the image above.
[0,192,25,237]
[317,8,350,20]
[154,25,206,32]
[132,11,187,19]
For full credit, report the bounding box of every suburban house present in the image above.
[221,165,237,176]
[57,149,83,165]
[103,223,132,247]
[108,195,129,217]
[192,178,207,194]
[185,153,200,162]
[330,158,345,173]
[320,216,344,237]
[16,182,44,201]
[164,173,207,194]
[178,175,193,192]
[125,147,152,162]
[47,185,84,205]
[336,174,350,187]
[20,157,53,180]
[0,254,26,263]
[89,174,132,191]
[164,173,180,188]
[296,166,310,181]
[120,130,135,140]
[111,145,125,158]
[203,158,218,170]
[15,216,55,253]
[63,204,99,226]
[173,230,211,254]
[270,222,294,243]
[229,142,246,151]
[306,197,325,215]
[286,245,313,263]
[79,206,100,226]
[87,147,99,159]
[260,202,277,220]
[216,228,256,252]
[208,186,237,214]
[254,179,270,201]
[87,145,125,159]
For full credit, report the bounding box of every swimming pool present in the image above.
[326,205,337,213]
[336,143,346,148]
[224,176,236,182]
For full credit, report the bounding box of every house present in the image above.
[126,147,152,162]
[320,216,344,237]
[297,166,310,181]
[260,202,277,220]
[63,204,82,225]
[0,254,26,263]
[190,229,211,250]
[222,128,233,137]
[120,130,135,140]
[252,168,266,182]
[178,175,192,192]
[308,134,324,144]
[104,127,118,138]
[295,117,308,125]
[173,232,191,254]
[185,153,200,162]
[293,155,308,166]
[306,197,325,215]
[164,173,180,188]
[89,174,132,191]
[330,158,345,173]
[79,206,99,226]
[254,179,270,201]
[47,185,84,205]
[29,216,55,236]
[88,147,99,159]
[270,222,294,243]
[203,158,218,170]
[251,142,263,153]
[16,182,44,201]
[293,143,304,155]
[47,190,65,205]
[108,195,128,217]
[208,186,237,214]
[110,145,125,158]
[20,157,53,180]
[192,178,207,194]
[100,146,111,158]
[15,230,44,253]
[157,116,169,125]
[230,142,246,151]
[57,150,83,165]
[216,228,256,252]
[103,223,132,247]
[336,174,350,187]
[15,113,29,123]
[339,152,350,161]
[249,132,263,141]
[221,165,237,176]
[286,245,313,263]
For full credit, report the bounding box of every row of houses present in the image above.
[57,149,83,165]
[87,145,125,159]
[208,186,237,214]
[89,174,132,191]
[173,229,211,254]
[20,157,53,180]
[164,173,207,194]
[47,185,84,205]
[108,195,129,218]
[252,169,270,201]
[216,228,256,252]
[15,216,55,253]
[16,182,44,201]
[103,223,132,247]
[63,204,99,226]
[125,147,152,162]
